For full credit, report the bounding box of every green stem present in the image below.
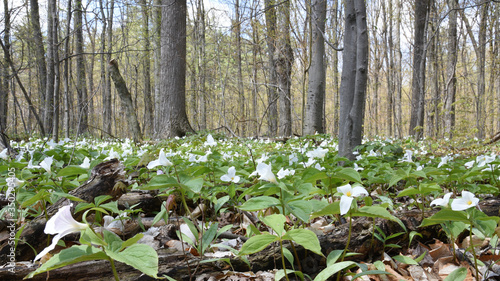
[337,215,352,281]
[279,239,290,281]
[468,220,480,281]
[109,257,120,281]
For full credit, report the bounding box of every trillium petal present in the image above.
[220,175,232,182]
[337,184,352,195]
[340,195,354,215]
[351,186,368,197]
[233,176,240,183]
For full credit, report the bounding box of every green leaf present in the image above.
[311,201,340,219]
[238,196,281,211]
[121,233,144,250]
[182,177,204,193]
[200,223,219,254]
[282,247,294,267]
[275,269,304,281]
[326,250,344,266]
[334,168,362,184]
[443,267,467,281]
[103,230,123,252]
[51,191,85,202]
[287,200,313,223]
[56,166,88,177]
[238,234,278,256]
[261,214,286,237]
[283,229,324,257]
[313,261,355,281]
[94,195,113,206]
[352,206,406,231]
[143,174,178,190]
[420,209,469,227]
[25,245,108,279]
[396,187,420,197]
[107,243,159,278]
[351,270,390,281]
[392,255,418,265]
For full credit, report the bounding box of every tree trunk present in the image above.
[0,0,10,130]
[444,0,458,138]
[235,0,245,137]
[251,2,260,136]
[303,0,326,135]
[394,0,402,138]
[264,0,278,137]
[29,0,47,110]
[140,0,153,137]
[154,0,194,138]
[426,1,439,139]
[330,1,340,136]
[276,0,293,137]
[44,0,57,136]
[338,0,369,161]
[408,0,429,140]
[108,60,143,142]
[52,10,61,141]
[75,0,88,135]
[62,0,72,138]
[153,0,161,135]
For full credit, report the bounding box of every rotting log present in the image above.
[0,159,128,264]
[3,195,500,280]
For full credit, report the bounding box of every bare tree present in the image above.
[29,0,47,109]
[140,0,153,136]
[0,0,10,129]
[264,0,278,136]
[75,0,88,135]
[338,0,369,160]
[303,0,326,135]
[276,0,293,136]
[408,0,430,140]
[154,0,194,138]
[108,59,143,142]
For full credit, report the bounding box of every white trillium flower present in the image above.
[34,204,88,261]
[367,150,378,157]
[314,163,325,171]
[256,162,277,183]
[147,149,173,169]
[204,134,217,146]
[464,160,474,169]
[353,163,364,171]
[221,167,240,183]
[430,192,453,207]
[306,147,329,159]
[80,157,91,169]
[476,155,495,168]
[277,168,295,179]
[451,191,479,211]
[0,148,8,160]
[27,159,41,169]
[337,184,368,215]
[5,177,24,198]
[400,150,413,163]
[40,156,54,173]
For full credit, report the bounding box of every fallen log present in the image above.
[0,159,128,264]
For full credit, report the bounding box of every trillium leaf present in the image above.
[261,214,286,237]
[334,168,362,184]
[282,229,324,257]
[238,196,281,211]
[352,206,406,231]
[25,245,108,279]
[287,200,313,223]
[392,254,419,265]
[313,261,355,281]
[311,201,340,219]
[238,233,279,256]
[443,267,467,281]
[420,209,470,227]
[107,243,159,278]
[56,166,88,177]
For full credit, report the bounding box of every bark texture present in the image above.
[303,0,326,136]
[408,0,429,140]
[338,0,369,160]
[108,60,143,142]
[154,0,194,138]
